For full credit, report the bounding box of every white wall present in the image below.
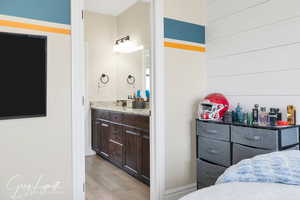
[0,15,72,200]
[164,0,206,194]
[206,0,300,122]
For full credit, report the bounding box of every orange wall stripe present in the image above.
[0,19,71,35]
[164,41,206,52]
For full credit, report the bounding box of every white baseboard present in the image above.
[85,149,96,156]
[164,183,197,200]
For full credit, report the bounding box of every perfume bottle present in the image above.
[259,107,268,126]
[287,105,296,125]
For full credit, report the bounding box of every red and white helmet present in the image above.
[198,93,229,120]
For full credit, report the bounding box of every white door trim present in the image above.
[71,0,165,199]
[150,0,165,200]
[71,0,85,199]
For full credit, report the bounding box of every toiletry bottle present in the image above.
[236,104,243,123]
[252,104,259,125]
[276,108,282,121]
[259,107,268,126]
[247,112,253,125]
[287,105,296,125]
[269,108,277,126]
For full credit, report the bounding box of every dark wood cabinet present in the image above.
[99,120,110,158]
[91,109,150,185]
[141,131,150,182]
[124,127,141,175]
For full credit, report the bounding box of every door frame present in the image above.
[71,0,165,199]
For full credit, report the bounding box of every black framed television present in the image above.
[0,32,47,120]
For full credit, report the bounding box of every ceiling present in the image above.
[85,0,149,16]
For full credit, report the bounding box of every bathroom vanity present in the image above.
[91,102,150,185]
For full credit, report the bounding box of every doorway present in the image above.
[71,0,165,200]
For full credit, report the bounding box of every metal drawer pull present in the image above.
[207,149,218,154]
[245,135,261,141]
[101,123,109,127]
[126,130,140,136]
[207,130,217,134]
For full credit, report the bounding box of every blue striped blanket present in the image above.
[216,150,300,185]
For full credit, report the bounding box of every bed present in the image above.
[180,150,300,200]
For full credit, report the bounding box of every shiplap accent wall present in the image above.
[206,0,300,122]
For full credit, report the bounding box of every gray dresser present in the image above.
[196,119,300,189]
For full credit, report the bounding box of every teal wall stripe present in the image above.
[0,0,70,25]
[164,17,205,44]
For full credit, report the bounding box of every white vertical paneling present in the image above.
[207,0,300,122]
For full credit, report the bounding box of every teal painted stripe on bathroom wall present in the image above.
[164,18,205,44]
[0,0,70,25]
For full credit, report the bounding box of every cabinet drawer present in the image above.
[123,114,149,130]
[111,112,123,123]
[231,126,278,149]
[92,109,110,120]
[232,144,272,164]
[197,121,230,141]
[109,140,123,167]
[110,124,123,144]
[197,159,226,189]
[198,137,231,167]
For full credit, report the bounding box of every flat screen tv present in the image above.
[0,32,47,120]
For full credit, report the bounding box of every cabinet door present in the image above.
[99,121,111,158]
[109,140,123,167]
[124,127,141,175]
[141,131,150,183]
[91,120,100,153]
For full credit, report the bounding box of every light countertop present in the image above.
[90,101,150,116]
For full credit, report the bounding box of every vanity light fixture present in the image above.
[113,36,144,53]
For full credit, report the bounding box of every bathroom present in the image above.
[84,1,151,200]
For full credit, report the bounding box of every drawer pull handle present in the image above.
[101,123,109,127]
[126,130,141,136]
[207,149,218,154]
[245,135,261,141]
[207,130,217,134]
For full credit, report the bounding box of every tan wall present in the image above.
[164,0,207,191]
[85,12,118,102]
[0,15,72,200]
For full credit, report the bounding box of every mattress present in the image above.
[180,182,300,200]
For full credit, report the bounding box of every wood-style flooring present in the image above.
[85,155,150,200]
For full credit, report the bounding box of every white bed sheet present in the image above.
[180,182,300,200]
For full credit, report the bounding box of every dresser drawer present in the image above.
[232,144,272,164]
[197,159,226,189]
[231,126,278,149]
[110,124,123,144]
[197,121,230,141]
[280,128,299,147]
[198,137,231,167]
